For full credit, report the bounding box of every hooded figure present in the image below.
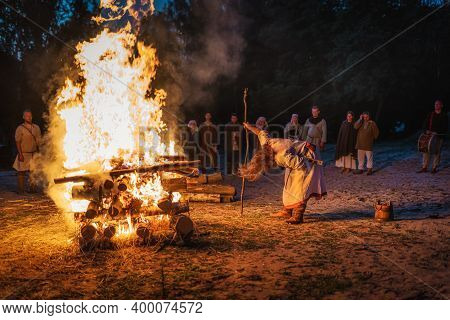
[240,123,327,224]
[335,111,357,172]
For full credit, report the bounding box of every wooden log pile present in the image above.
[52,161,200,250]
[77,196,196,251]
[161,171,237,203]
[54,160,235,250]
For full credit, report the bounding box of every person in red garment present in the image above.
[239,122,327,224]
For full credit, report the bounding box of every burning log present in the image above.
[117,178,130,192]
[136,224,151,239]
[103,225,116,239]
[86,201,99,219]
[54,160,200,184]
[157,197,172,213]
[108,198,124,218]
[103,179,114,190]
[157,197,190,215]
[81,224,97,241]
[129,198,143,214]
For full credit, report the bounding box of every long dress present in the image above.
[335,120,357,169]
[258,131,327,209]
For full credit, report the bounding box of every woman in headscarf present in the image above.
[240,122,327,224]
[253,116,269,153]
[335,111,357,173]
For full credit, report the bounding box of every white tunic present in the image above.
[12,123,41,172]
[258,131,327,208]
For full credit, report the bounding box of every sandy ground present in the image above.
[0,139,448,299]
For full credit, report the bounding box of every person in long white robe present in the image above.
[240,123,327,224]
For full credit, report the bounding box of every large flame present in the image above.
[46,0,176,214]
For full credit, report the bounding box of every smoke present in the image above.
[185,2,245,96]
[153,0,246,115]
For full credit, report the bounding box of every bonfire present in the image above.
[44,0,198,248]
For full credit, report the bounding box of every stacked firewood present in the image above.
[162,172,237,203]
[54,161,199,249]
[75,190,195,250]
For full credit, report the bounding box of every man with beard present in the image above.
[335,111,357,173]
[303,105,327,151]
[13,109,41,194]
[240,122,327,224]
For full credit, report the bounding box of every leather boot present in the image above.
[271,208,292,218]
[17,173,25,195]
[286,204,306,224]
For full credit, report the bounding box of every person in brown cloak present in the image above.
[335,111,357,173]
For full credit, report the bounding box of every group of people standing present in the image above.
[184,101,447,178]
[283,106,380,175]
[335,100,448,175]
[183,112,273,175]
[184,105,330,175]
[335,111,379,175]
[11,100,447,196]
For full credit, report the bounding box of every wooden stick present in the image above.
[240,88,249,215]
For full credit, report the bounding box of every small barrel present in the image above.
[374,201,394,221]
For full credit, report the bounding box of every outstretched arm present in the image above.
[243,122,261,136]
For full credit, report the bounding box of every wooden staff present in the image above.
[240,88,249,215]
